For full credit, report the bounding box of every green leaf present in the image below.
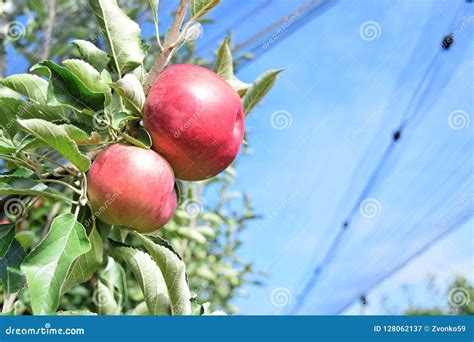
[0,98,68,137]
[96,279,121,315]
[0,181,67,201]
[109,73,145,115]
[243,69,283,116]
[132,301,150,315]
[99,256,127,305]
[0,224,15,259]
[32,61,105,111]
[177,227,206,244]
[62,59,110,95]
[72,39,110,71]
[190,0,221,20]
[0,98,21,137]
[227,78,251,97]
[111,245,170,315]
[0,74,48,104]
[121,129,151,149]
[215,38,233,80]
[89,0,145,75]
[0,239,26,294]
[21,213,91,315]
[62,226,103,294]
[0,137,16,154]
[0,167,35,181]
[17,119,91,172]
[135,233,192,315]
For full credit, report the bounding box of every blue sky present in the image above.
[4,0,473,315]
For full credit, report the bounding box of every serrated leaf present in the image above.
[111,245,170,315]
[0,239,26,294]
[72,39,110,71]
[0,224,15,259]
[215,38,233,80]
[17,119,91,172]
[96,279,121,315]
[0,167,35,180]
[89,0,145,75]
[0,74,48,104]
[62,226,103,294]
[32,61,106,112]
[190,0,221,20]
[135,233,191,315]
[0,98,68,138]
[62,59,110,95]
[21,213,91,315]
[243,69,283,116]
[110,73,145,115]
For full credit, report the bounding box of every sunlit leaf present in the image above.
[21,213,91,314]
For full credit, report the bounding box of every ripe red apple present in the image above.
[144,64,244,181]
[87,144,177,233]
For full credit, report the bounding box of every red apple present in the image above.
[87,144,177,233]
[144,64,244,181]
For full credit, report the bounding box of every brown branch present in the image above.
[143,0,190,95]
[40,0,58,60]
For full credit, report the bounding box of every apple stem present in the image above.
[143,0,190,95]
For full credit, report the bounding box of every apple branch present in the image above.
[143,0,190,95]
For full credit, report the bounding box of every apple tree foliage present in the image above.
[0,0,281,315]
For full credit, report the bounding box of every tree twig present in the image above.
[143,0,190,95]
[40,0,58,60]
